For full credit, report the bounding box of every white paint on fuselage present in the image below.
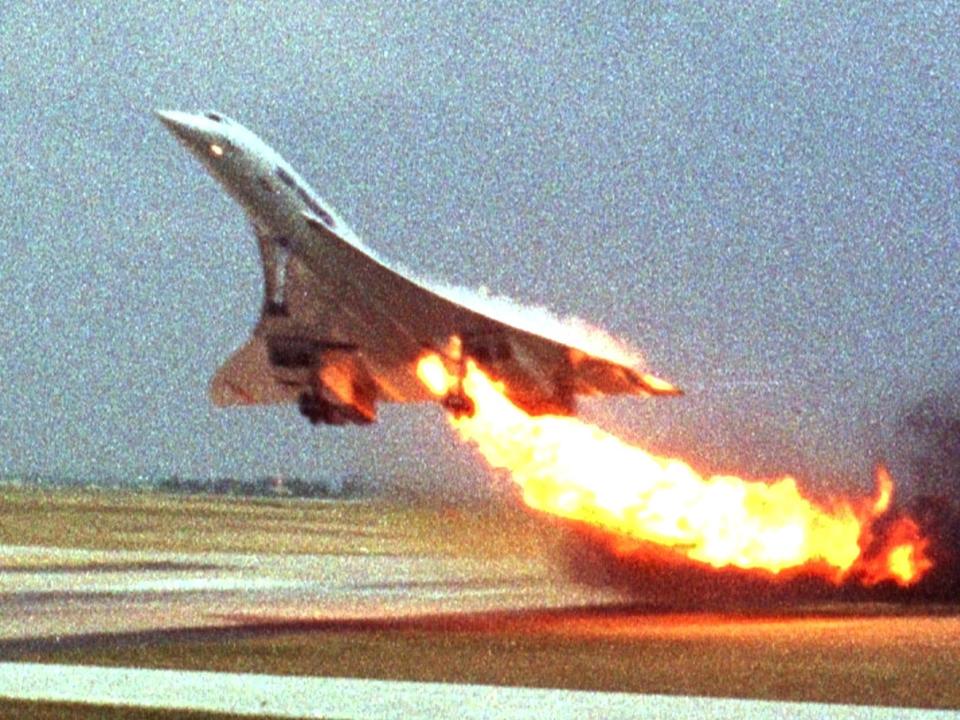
[156,110,349,258]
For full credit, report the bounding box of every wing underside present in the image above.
[210,334,300,407]
[210,219,678,421]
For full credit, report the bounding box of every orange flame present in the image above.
[416,353,932,586]
[872,465,894,515]
[859,514,933,587]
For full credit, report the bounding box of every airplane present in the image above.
[156,110,680,426]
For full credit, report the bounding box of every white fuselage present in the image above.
[156,110,344,258]
[156,109,448,407]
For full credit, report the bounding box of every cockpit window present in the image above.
[274,167,336,228]
[297,187,336,228]
[205,112,224,122]
[275,167,296,188]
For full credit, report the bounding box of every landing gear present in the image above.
[441,390,475,419]
[423,336,477,419]
[255,226,290,320]
[263,300,288,317]
[298,392,330,424]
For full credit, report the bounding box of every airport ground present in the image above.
[0,486,958,717]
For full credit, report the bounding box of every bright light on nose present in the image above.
[209,143,224,157]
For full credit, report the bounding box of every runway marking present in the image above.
[0,663,955,720]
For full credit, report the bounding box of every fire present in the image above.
[418,353,455,396]
[859,515,933,587]
[416,353,932,586]
[872,465,893,514]
[889,544,921,583]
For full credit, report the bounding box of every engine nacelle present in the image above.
[461,332,575,417]
[298,392,373,426]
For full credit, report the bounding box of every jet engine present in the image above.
[457,332,577,417]
[297,392,373,426]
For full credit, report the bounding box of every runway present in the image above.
[0,543,625,644]
[2,491,959,716]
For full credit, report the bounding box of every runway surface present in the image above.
[2,520,959,715]
[0,543,625,643]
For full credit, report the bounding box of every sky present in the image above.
[1,1,958,499]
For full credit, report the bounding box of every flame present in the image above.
[859,515,933,587]
[416,352,932,586]
[416,353,454,396]
[872,465,893,514]
[888,544,922,584]
[639,372,680,394]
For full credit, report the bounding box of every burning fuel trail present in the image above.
[417,353,932,587]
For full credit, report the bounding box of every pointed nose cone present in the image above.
[155,109,196,142]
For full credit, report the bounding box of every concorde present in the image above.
[157,110,679,425]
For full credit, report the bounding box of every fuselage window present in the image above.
[296,187,336,228]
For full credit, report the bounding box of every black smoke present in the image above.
[552,521,846,609]
[893,389,960,600]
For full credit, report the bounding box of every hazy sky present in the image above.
[1,2,957,497]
